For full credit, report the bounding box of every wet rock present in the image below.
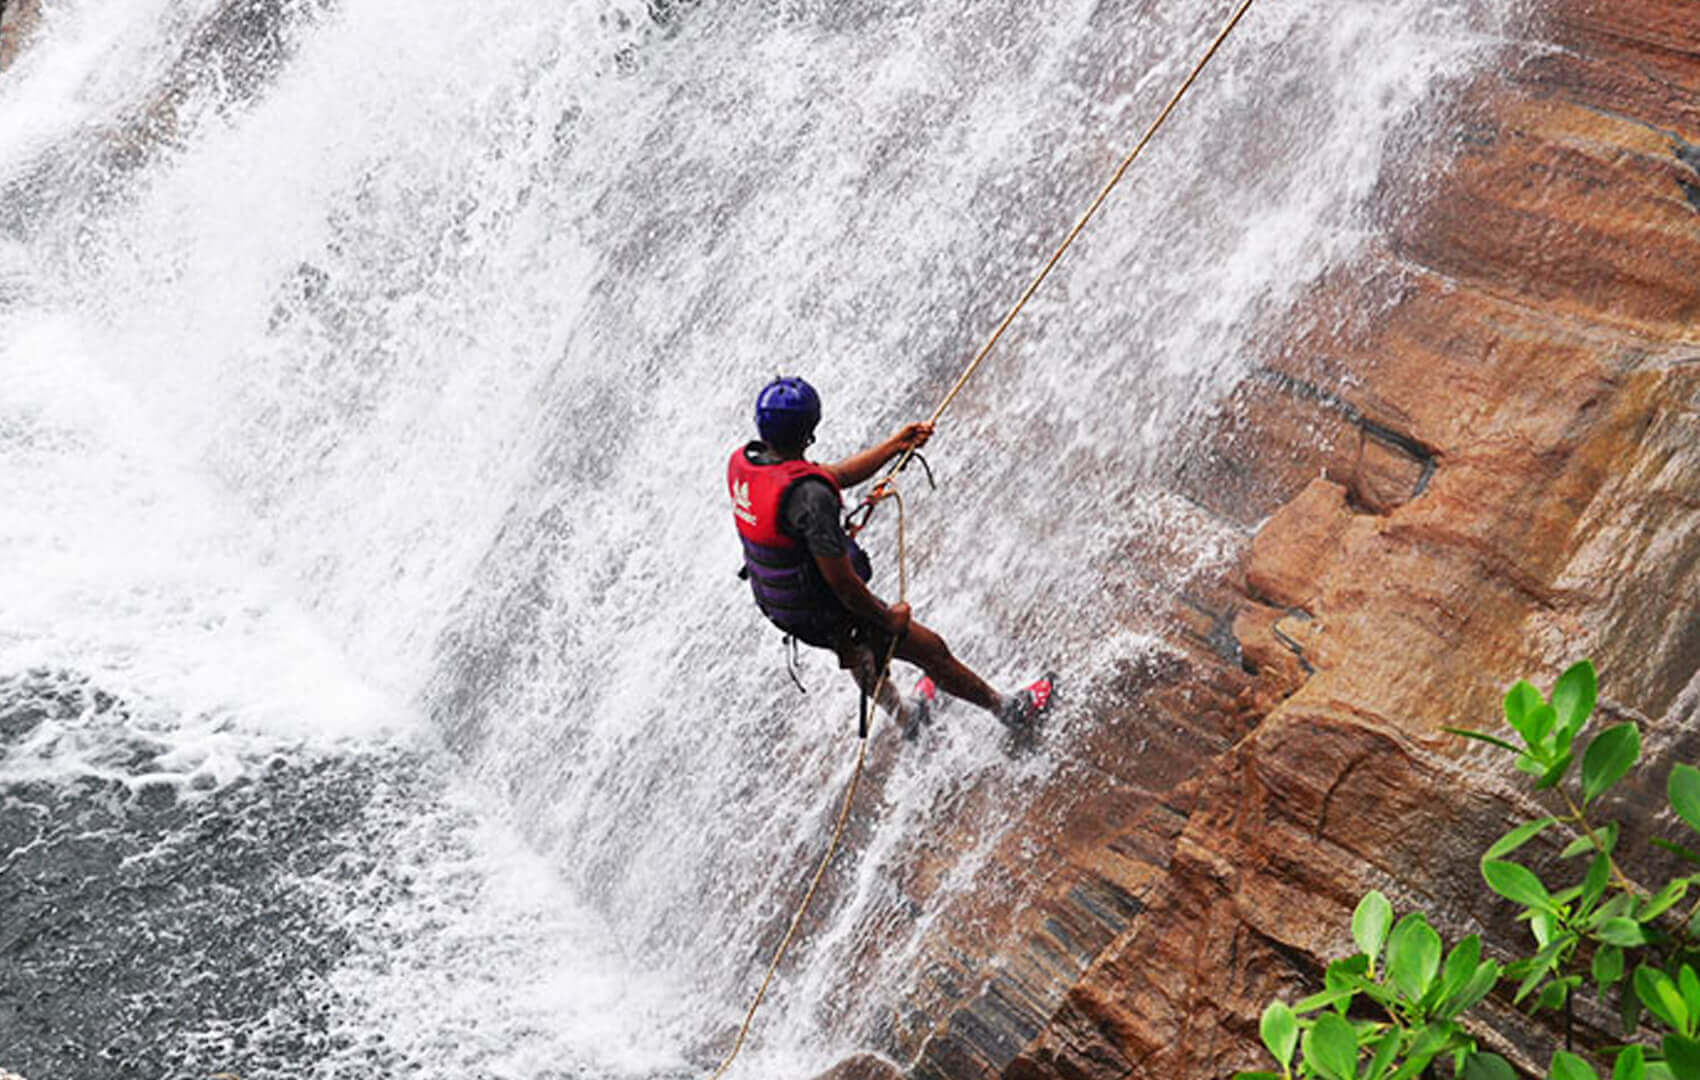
[0,0,41,72]
[813,1053,907,1080]
[1244,478,1352,611]
[990,1,1700,1077]
[872,1,1700,1077]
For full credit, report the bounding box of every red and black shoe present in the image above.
[1000,672,1056,729]
[901,676,938,741]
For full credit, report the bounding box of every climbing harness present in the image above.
[783,633,810,694]
[844,451,933,540]
[711,0,1258,1074]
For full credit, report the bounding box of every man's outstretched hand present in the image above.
[891,422,934,453]
[830,422,936,491]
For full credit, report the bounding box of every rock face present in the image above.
[829,1,1700,1077]
[0,0,40,72]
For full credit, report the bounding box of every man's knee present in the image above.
[903,621,953,664]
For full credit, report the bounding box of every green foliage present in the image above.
[1585,725,1642,807]
[1356,892,1394,976]
[1552,1050,1601,1080]
[1388,913,1444,1001]
[1304,1014,1358,1080]
[1240,660,1700,1080]
[1263,1000,1299,1076]
[1482,859,1555,911]
[1233,889,1501,1080]
[1669,766,1700,837]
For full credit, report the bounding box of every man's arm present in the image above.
[828,422,934,488]
[815,553,911,636]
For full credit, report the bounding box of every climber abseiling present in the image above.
[728,375,1054,735]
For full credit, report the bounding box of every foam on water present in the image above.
[0,317,402,765]
[0,0,1530,1073]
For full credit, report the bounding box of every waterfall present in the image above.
[0,0,1526,1075]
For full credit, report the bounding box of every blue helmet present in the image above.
[755,377,821,448]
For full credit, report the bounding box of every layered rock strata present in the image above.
[841,1,1700,1077]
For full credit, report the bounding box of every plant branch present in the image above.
[1558,786,1640,897]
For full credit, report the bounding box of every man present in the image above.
[729,375,1054,734]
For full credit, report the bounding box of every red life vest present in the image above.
[727,443,869,645]
[727,444,841,548]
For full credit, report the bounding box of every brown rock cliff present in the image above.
[845,1,1700,1077]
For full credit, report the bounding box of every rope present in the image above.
[869,0,1260,503]
[710,489,908,1080]
[712,1,1257,1071]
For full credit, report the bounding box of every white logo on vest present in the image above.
[731,478,758,526]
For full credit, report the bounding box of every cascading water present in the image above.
[1,0,1529,1076]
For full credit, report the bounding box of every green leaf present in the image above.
[1303,1013,1360,1080]
[1446,727,1524,755]
[1387,913,1443,1002]
[1683,965,1700,1028]
[1505,680,1545,744]
[1637,966,1691,1035]
[1260,1001,1298,1070]
[1354,891,1394,973]
[1673,764,1700,838]
[1554,661,1598,739]
[1581,852,1613,915]
[1439,960,1502,1019]
[1538,978,1572,1012]
[1598,918,1652,947]
[1441,936,1482,1000]
[1388,1024,1459,1080]
[1650,1064,1679,1080]
[1329,953,1371,979]
[1483,859,1555,912]
[1317,954,1371,1014]
[1625,979,1646,1036]
[1365,1029,1400,1080]
[1663,1034,1700,1080]
[1292,986,1356,1015]
[1583,723,1642,806]
[1516,958,1552,1005]
[1462,1052,1517,1080]
[1653,837,1700,866]
[1641,879,1691,922]
[1486,817,1561,861]
[1595,945,1626,989]
[1513,937,1572,1004]
[1563,822,1620,859]
[1538,751,1577,790]
[1552,1050,1603,1080]
[1613,1045,1646,1080]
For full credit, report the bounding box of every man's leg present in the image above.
[833,636,905,716]
[894,618,1004,716]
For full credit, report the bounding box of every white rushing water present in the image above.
[0,0,1527,1075]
